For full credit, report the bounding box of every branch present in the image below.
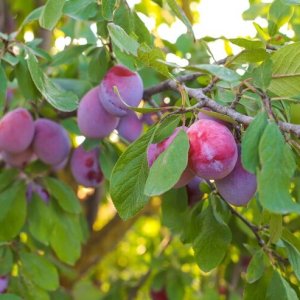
[143,75,300,137]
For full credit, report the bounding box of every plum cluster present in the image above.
[148,114,257,206]
[0,108,70,169]
[73,65,145,187]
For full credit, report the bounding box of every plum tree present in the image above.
[187,119,237,180]
[33,119,71,165]
[98,65,144,117]
[2,147,34,168]
[117,111,143,142]
[186,176,204,206]
[215,146,257,206]
[77,86,120,139]
[0,277,8,294]
[0,108,34,153]
[70,146,103,187]
[147,127,195,188]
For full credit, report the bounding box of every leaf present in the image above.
[268,0,293,36]
[28,194,55,245]
[107,23,139,56]
[51,44,91,66]
[191,64,240,82]
[133,12,153,45]
[20,252,59,291]
[63,0,97,20]
[43,177,81,214]
[161,188,188,235]
[99,141,120,180]
[102,0,117,20]
[232,49,269,64]
[283,240,300,280]
[110,126,156,220]
[88,48,110,84]
[252,59,273,91]
[165,0,195,40]
[269,214,282,244]
[229,38,264,49]
[284,0,300,4]
[27,51,79,112]
[137,44,171,78]
[246,249,265,283]
[0,169,19,193]
[0,295,22,300]
[0,63,7,116]
[269,42,300,97]
[244,270,271,300]
[193,202,232,272]
[266,270,298,300]
[18,7,43,30]
[258,123,300,214]
[166,271,185,300]
[0,182,27,242]
[2,53,19,66]
[241,112,268,173]
[39,0,65,30]
[152,115,181,143]
[0,247,13,275]
[145,130,189,196]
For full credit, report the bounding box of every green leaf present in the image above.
[165,0,195,40]
[137,44,171,78]
[0,169,19,194]
[229,38,264,49]
[18,7,43,30]
[269,42,300,97]
[246,249,265,283]
[43,177,81,214]
[232,49,269,64]
[269,214,282,244]
[28,194,55,245]
[241,112,268,173]
[102,0,116,20]
[2,53,19,66]
[268,0,293,36]
[20,252,59,291]
[39,0,65,30]
[244,270,271,300]
[15,56,39,100]
[283,239,300,280]
[107,23,139,56]
[0,295,22,300]
[0,63,7,116]
[266,270,298,300]
[0,247,13,275]
[162,188,188,235]
[99,141,119,180]
[166,271,185,300]
[152,115,181,143]
[27,51,79,112]
[145,130,189,196]
[258,123,300,214]
[63,0,97,20]
[51,44,91,66]
[133,12,153,45]
[284,0,300,4]
[0,183,26,242]
[193,202,232,272]
[50,205,82,265]
[191,64,240,82]
[110,126,156,220]
[88,48,110,85]
[252,59,273,91]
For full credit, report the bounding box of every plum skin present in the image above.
[2,147,34,168]
[77,86,119,139]
[186,176,204,206]
[33,119,71,165]
[0,276,8,294]
[147,127,195,188]
[187,119,238,180]
[99,65,144,117]
[0,108,34,153]
[70,146,103,188]
[215,146,257,206]
[150,288,168,300]
[117,111,143,142]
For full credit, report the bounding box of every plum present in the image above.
[70,146,103,187]
[186,176,204,206]
[215,146,257,206]
[26,182,50,203]
[141,113,157,125]
[77,86,119,138]
[2,147,34,168]
[198,108,231,128]
[0,276,8,293]
[99,65,144,117]
[33,119,71,165]
[117,111,143,142]
[150,288,168,300]
[0,108,34,153]
[187,119,237,180]
[147,127,195,188]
